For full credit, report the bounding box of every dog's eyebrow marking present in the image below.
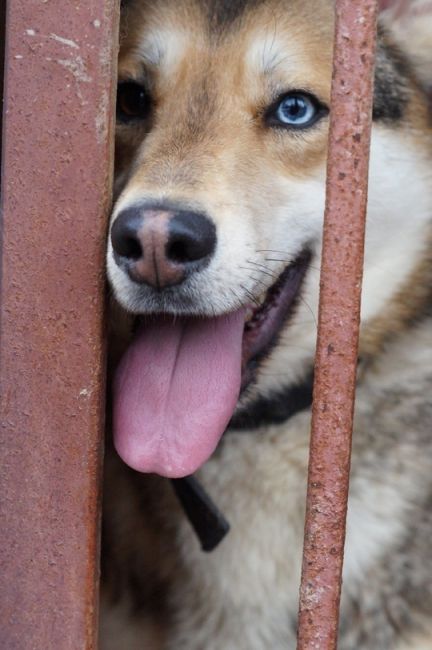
[259,21,286,74]
[137,28,189,70]
[137,34,164,67]
[247,31,299,77]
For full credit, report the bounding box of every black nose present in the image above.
[167,211,216,264]
[110,205,216,289]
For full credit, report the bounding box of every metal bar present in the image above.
[0,0,6,163]
[0,2,119,648]
[296,1,378,648]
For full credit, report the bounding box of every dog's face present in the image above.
[110,0,334,312]
[108,0,432,477]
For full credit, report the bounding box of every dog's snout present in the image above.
[111,205,216,290]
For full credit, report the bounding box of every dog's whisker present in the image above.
[239,267,271,290]
[246,260,279,279]
[297,296,318,328]
[228,287,240,306]
[262,257,289,262]
[256,249,292,255]
[227,287,246,310]
[251,276,270,290]
[262,257,321,274]
[240,284,261,308]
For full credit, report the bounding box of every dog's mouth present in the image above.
[113,251,311,478]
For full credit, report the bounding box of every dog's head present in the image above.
[108,0,432,478]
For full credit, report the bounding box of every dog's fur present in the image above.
[102,1,432,648]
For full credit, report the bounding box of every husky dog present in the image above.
[102,1,432,648]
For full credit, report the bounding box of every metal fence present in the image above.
[0,1,377,648]
[297,2,377,647]
[0,2,118,648]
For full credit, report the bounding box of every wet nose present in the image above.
[110,205,216,289]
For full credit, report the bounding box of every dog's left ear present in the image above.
[380,0,432,92]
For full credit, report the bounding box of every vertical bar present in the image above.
[0,2,119,648]
[297,1,378,648]
[0,0,6,163]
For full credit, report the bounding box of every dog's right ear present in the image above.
[381,0,432,92]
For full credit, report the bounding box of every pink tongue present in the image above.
[113,310,245,478]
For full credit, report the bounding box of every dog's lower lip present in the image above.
[240,250,311,387]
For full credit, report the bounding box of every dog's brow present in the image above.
[247,32,299,76]
[137,37,163,68]
[138,28,188,69]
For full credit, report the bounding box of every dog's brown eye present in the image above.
[117,81,150,122]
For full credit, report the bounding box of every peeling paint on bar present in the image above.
[0,2,119,648]
[296,1,378,648]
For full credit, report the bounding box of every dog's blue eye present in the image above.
[277,95,315,125]
[268,92,326,129]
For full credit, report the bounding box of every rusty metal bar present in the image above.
[0,0,6,162]
[297,1,378,648]
[0,2,119,648]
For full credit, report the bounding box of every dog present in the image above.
[101,1,432,648]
